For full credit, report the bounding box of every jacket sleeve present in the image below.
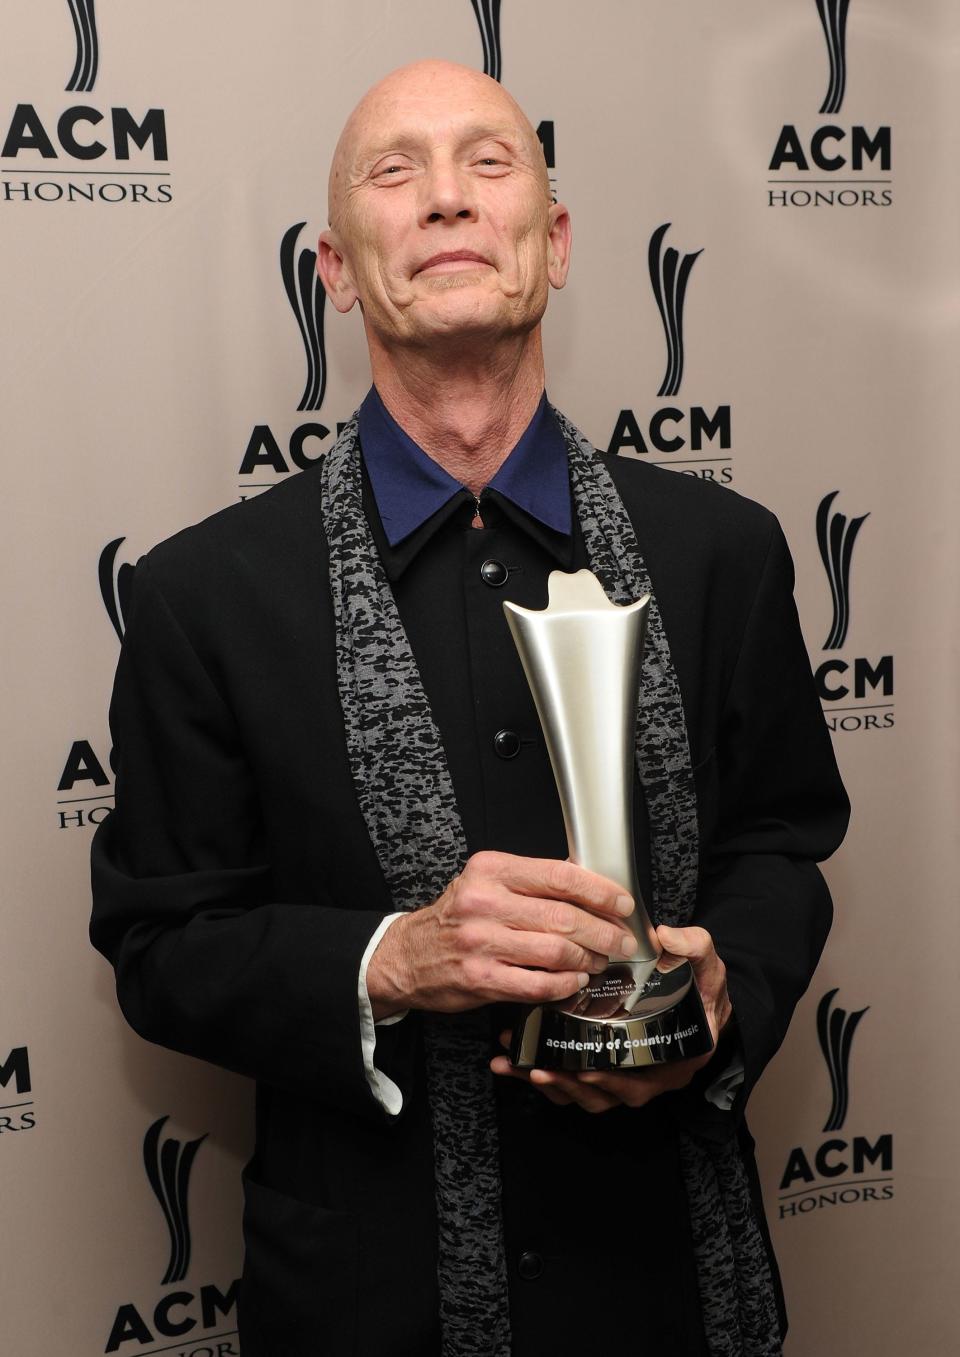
[89,555,417,1123]
[680,519,849,1137]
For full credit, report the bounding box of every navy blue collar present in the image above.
[358,386,572,548]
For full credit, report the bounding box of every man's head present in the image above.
[317,60,571,358]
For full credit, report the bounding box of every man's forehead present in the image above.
[328,60,543,222]
[354,113,529,164]
[347,70,525,147]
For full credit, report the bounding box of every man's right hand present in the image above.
[365,851,639,1021]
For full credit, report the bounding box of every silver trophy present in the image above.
[504,569,712,1071]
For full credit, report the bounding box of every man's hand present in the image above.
[365,851,639,1021]
[489,924,732,1113]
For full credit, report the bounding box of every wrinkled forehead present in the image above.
[351,62,526,143]
[351,102,531,167]
[328,66,547,221]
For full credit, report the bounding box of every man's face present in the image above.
[318,63,571,352]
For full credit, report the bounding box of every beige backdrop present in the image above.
[2,2,958,1353]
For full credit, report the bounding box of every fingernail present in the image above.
[620,934,637,957]
[577,972,590,989]
[615,894,635,916]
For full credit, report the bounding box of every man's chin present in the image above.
[414,266,491,292]
[404,290,531,346]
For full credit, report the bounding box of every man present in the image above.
[90,60,848,1357]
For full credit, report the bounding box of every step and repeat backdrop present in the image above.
[2,2,958,1354]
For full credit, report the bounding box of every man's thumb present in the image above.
[656,924,710,960]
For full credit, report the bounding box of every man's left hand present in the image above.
[489,923,732,1114]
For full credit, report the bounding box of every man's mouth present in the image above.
[415,251,492,276]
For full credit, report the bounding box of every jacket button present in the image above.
[517,1251,543,1281]
[480,559,509,587]
[493,729,521,760]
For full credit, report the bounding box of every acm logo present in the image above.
[65,0,99,93]
[105,1118,239,1355]
[55,537,135,829]
[237,222,350,500]
[606,224,732,483]
[768,0,891,208]
[0,1045,35,1135]
[812,492,894,732]
[778,990,893,1217]
[470,0,502,82]
[1,1,171,206]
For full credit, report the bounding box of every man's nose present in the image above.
[419,158,478,226]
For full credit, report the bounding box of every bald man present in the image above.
[91,61,848,1357]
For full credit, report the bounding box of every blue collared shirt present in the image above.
[358,385,572,548]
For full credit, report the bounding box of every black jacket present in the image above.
[90,450,849,1356]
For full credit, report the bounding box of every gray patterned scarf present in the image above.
[319,409,782,1357]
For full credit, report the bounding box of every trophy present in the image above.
[504,570,713,1071]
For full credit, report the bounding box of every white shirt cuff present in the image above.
[358,912,409,1116]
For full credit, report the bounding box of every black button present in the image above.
[480,559,509,587]
[517,1251,543,1281]
[493,729,521,760]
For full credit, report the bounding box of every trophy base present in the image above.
[509,960,713,1071]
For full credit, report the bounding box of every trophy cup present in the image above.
[504,569,713,1071]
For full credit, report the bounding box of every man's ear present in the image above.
[317,231,359,313]
[546,203,572,290]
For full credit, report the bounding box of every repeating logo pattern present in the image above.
[66,0,99,93]
[816,491,868,650]
[470,0,503,82]
[777,988,893,1214]
[0,1046,34,1136]
[281,222,327,413]
[3,6,170,205]
[143,1116,208,1286]
[817,988,868,1132]
[605,224,729,480]
[815,0,851,115]
[98,537,134,643]
[52,538,126,829]
[648,223,702,400]
[767,0,891,208]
